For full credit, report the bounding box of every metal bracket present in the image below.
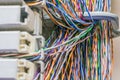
[84,12,120,37]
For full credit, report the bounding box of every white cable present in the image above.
[34,73,40,80]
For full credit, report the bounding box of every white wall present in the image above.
[111,0,120,80]
[113,37,120,80]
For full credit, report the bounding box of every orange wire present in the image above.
[43,6,73,30]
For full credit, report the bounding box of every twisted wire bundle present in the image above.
[42,0,113,80]
[44,21,113,80]
[0,0,113,80]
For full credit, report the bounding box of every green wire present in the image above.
[45,30,55,45]
[36,24,94,53]
[97,30,101,80]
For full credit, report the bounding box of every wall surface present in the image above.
[111,0,120,80]
[113,37,120,80]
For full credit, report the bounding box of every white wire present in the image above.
[33,73,40,80]
[37,30,87,53]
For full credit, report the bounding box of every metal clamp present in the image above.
[84,12,120,37]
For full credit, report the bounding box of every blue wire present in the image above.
[46,1,91,25]
[31,29,64,61]
[79,0,94,22]
[108,0,111,12]
[66,0,78,18]
[29,55,41,61]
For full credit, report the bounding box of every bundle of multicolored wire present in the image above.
[42,0,112,80]
[1,0,114,80]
